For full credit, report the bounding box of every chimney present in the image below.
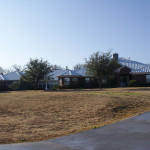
[113,53,119,61]
[65,66,69,70]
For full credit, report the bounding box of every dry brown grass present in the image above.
[1,87,150,144]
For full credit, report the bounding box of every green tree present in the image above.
[85,51,121,88]
[24,58,52,90]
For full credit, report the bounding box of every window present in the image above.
[72,78,78,81]
[72,78,78,85]
[146,75,150,83]
[52,81,58,85]
[64,78,70,85]
[85,78,90,83]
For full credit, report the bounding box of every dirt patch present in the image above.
[0,87,150,144]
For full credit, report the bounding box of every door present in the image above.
[120,76,129,87]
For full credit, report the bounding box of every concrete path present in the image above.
[1,112,150,150]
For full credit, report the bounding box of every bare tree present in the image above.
[73,63,85,70]
[51,64,63,70]
[0,67,4,75]
[12,64,23,72]
[1,68,13,74]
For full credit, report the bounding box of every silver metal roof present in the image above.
[1,71,24,81]
[48,58,150,80]
[48,70,67,80]
[0,56,150,82]
[118,58,150,73]
[134,65,150,73]
[0,74,6,80]
[48,69,87,80]
[74,68,87,76]
[58,70,81,76]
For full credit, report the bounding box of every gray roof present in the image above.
[48,58,150,81]
[74,58,150,75]
[48,70,67,80]
[58,70,81,76]
[118,58,150,73]
[0,56,149,82]
[134,65,150,73]
[48,69,88,80]
[0,71,24,81]
[74,68,87,76]
[0,74,6,80]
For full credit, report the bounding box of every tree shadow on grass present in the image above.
[127,88,150,92]
[49,88,104,93]
[0,91,10,93]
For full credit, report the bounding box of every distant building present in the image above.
[1,54,150,90]
[116,54,150,87]
[0,71,24,89]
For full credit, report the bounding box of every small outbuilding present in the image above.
[57,69,93,88]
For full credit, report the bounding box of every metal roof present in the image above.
[0,74,6,80]
[134,65,150,73]
[118,58,150,73]
[48,58,150,80]
[48,70,67,80]
[0,56,150,82]
[48,69,88,80]
[1,71,24,81]
[58,70,82,76]
[74,68,87,76]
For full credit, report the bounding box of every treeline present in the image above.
[0,51,121,90]
[0,62,85,75]
[0,63,64,75]
[0,64,23,75]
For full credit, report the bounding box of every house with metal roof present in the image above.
[0,71,25,89]
[47,54,150,88]
[56,69,94,88]
[1,53,150,90]
[114,54,150,87]
[46,69,93,88]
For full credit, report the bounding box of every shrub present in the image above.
[52,85,58,90]
[8,83,20,90]
[128,80,138,87]
[8,81,35,90]
[0,85,9,91]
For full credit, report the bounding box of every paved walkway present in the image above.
[1,112,150,150]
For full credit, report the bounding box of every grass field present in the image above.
[1,87,150,144]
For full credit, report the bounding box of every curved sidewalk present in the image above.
[1,112,150,150]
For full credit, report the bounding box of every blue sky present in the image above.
[0,0,150,69]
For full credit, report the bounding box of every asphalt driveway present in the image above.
[1,112,150,150]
